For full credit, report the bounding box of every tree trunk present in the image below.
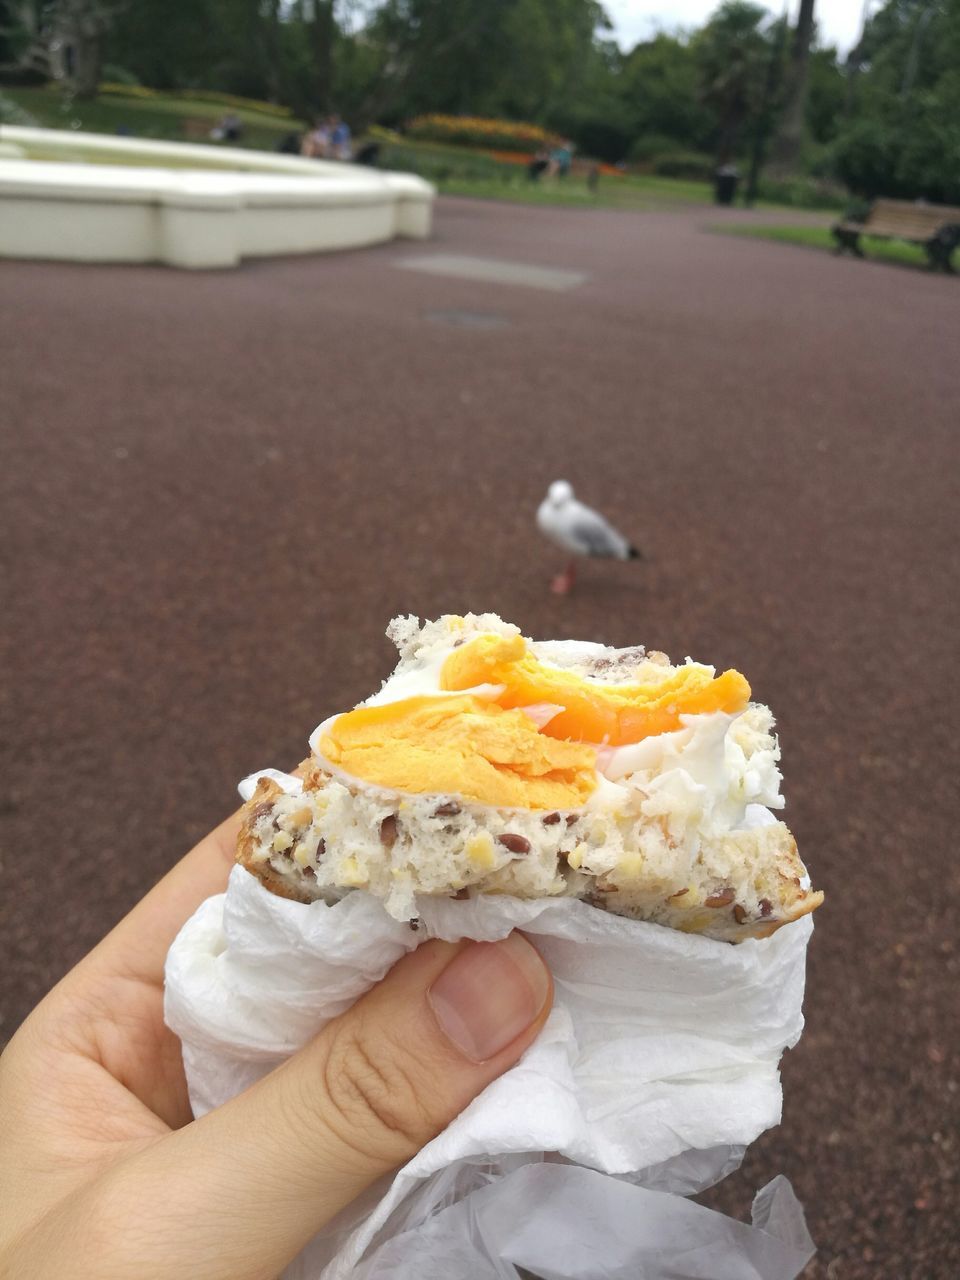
[55,0,111,100]
[73,13,102,98]
[716,115,742,167]
[308,0,335,115]
[769,0,815,173]
[844,0,871,118]
[262,0,283,103]
[745,16,788,205]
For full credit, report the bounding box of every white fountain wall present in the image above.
[0,127,434,268]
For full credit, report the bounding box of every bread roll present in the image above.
[237,614,823,943]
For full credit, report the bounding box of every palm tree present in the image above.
[695,1,770,164]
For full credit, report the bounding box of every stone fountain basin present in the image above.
[0,127,433,268]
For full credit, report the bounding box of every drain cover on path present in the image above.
[397,253,586,291]
[425,309,511,330]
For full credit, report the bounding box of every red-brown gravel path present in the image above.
[2,197,958,1277]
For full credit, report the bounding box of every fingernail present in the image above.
[427,934,550,1063]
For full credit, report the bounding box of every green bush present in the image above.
[830,109,960,206]
[753,174,848,210]
[101,65,141,87]
[652,150,714,181]
[629,133,689,163]
[375,142,509,183]
[0,66,47,87]
[544,101,633,163]
[828,117,897,199]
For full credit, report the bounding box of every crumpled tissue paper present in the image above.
[165,818,816,1279]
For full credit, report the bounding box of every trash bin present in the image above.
[714,165,739,206]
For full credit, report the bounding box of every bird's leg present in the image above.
[550,560,577,595]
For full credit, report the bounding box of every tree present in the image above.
[805,45,846,144]
[495,0,628,157]
[1,0,125,95]
[743,13,787,204]
[694,1,770,163]
[107,0,286,101]
[0,0,16,64]
[830,0,960,202]
[358,0,513,120]
[618,33,712,156]
[51,0,124,98]
[304,0,335,114]
[0,1,54,77]
[768,0,816,171]
[106,0,212,90]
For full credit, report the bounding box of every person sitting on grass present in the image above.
[301,118,330,159]
[549,140,573,178]
[528,144,551,182]
[210,112,243,143]
[329,114,352,161]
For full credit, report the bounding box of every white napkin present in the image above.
[164,859,815,1278]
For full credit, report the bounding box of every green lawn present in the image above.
[371,136,715,208]
[435,172,714,210]
[370,133,847,211]
[708,222,933,270]
[1,85,300,151]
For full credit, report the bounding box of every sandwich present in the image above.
[237,614,822,942]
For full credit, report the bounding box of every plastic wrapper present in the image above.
[345,1164,815,1280]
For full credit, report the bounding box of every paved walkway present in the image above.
[2,197,957,1277]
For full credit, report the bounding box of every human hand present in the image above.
[0,812,552,1279]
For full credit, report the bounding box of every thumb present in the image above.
[178,934,552,1276]
[50,934,551,1280]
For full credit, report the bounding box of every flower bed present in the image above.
[484,149,624,178]
[483,150,530,166]
[407,114,560,153]
[403,119,624,177]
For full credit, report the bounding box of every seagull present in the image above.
[536,479,641,595]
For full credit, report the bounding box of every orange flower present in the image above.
[407,113,560,153]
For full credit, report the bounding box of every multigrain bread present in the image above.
[237,614,823,943]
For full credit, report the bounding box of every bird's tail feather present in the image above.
[628,545,642,561]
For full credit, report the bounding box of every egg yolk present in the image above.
[440,633,751,746]
[321,633,752,809]
[320,694,598,809]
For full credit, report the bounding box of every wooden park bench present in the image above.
[833,198,960,272]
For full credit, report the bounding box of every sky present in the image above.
[603,0,871,55]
